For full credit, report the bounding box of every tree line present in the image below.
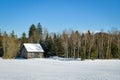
[0,22,120,60]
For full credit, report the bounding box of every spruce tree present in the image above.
[21,32,28,44]
[28,24,36,43]
[36,22,42,43]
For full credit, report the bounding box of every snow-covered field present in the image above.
[0,58,120,80]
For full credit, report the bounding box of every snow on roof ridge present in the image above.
[24,43,40,44]
[23,43,44,52]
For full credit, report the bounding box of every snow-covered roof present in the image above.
[23,43,44,52]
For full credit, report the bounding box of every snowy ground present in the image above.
[0,58,120,80]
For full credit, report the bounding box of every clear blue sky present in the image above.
[0,0,120,37]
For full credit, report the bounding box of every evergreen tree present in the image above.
[28,24,36,43]
[0,29,3,57]
[0,23,120,59]
[75,31,81,58]
[21,32,28,44]
[81,33,87,60]
[36,22,42,43]
[45,34,56,57]
[53,33,64,57]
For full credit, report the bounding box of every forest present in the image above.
[0,22,120,60]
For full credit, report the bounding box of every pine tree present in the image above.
[36,22,42,43]
[75,31,81,58]
[21,32,28,44]
[81,33,87,60]
[45,34,55,57]
[0,29,3,57]
[28,24,36,43]
[53,33,64,57]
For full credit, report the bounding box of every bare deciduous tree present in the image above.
[62,30,69,58]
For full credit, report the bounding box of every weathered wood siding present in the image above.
[21,47,27,58]
[27,52,44,58]
[20,45,44,59]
